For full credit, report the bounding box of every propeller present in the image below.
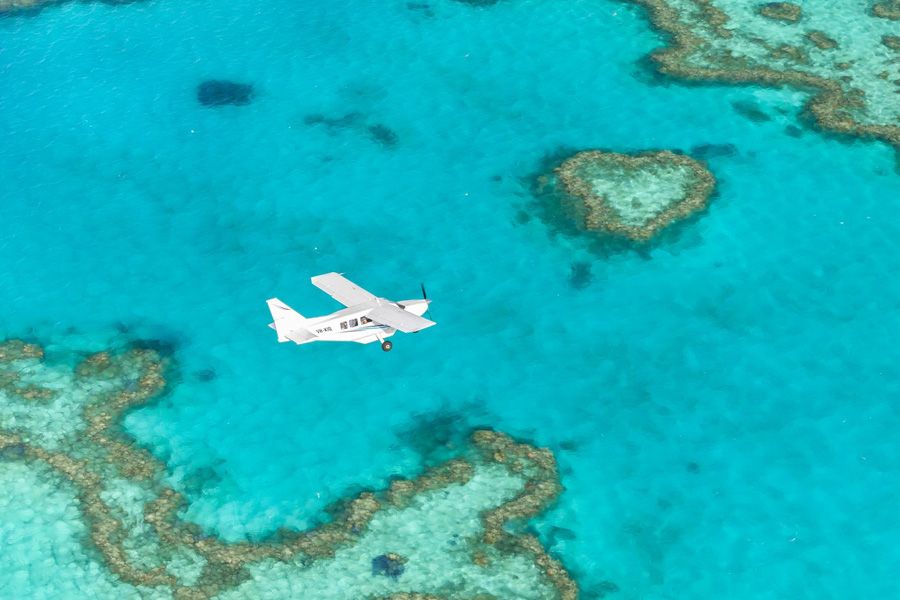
[420,282,434,320]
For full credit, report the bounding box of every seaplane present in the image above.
[266,272,435,352]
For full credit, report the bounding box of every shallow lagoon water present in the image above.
[1,0,899,597]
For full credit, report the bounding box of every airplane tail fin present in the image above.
[266,298,308,343]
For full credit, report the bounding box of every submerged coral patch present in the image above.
[731,100,771,123]
[406,2,435,17]
[690,143,738,159]
[303,112,400,149]
[545,150,715,242]
[568,261,592,289]
[194,368,217,382]
[197,80,254,107]
[367,124,399,148]
[453,0,503,6]
[303,112,364,130]
[0,339,577,599]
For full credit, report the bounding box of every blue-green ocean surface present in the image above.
[1,0,899,597]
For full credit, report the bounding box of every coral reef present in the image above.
[871,1,900,20]
[757,2,802,23]
[805,31,838,51]
[538,149,715,242]
[0,0,137,15]
[0,340,576,599]
[0,0,54,13]
[624,0,900,147]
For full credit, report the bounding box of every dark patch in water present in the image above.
[194,369,216,382]
[303,112,398,148]
[114,322,131,334]
[129,338,180,356]
[153,444,173,465]
[569,262,592,289]
[547,526,577,547]
[491,174,503,182]
[514,209,531,225]
[584,580,621,598]
[197,80,254,107]
[406,2,434,16]
[631,55,672,87]
[325,485,371,522]
[371,554,405,579]
[558,439,580,452]
[181,464,223,497]
[367,123,399,148]
[630,55,713,89]
[394,404,488,465]
[686,461,700,473]
[784,124,803,137]
[690,143,737,159]
[303,112,363,130]
[0,443,26,460]
[453,0,502,6]
[731,100,771,122]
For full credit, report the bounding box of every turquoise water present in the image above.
[1,0,899,597]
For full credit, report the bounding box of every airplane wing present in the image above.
[368,304,436,333]
[310,272,376,307]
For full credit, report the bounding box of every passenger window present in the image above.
[340,321,348,330]
[349,318,358,328]
[361,316,371,324]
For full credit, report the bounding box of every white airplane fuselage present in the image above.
[300,298,430,345]
[268,272,436,351]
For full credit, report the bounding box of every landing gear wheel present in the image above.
[381,340,393,352]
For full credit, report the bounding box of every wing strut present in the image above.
[368,304,436,333]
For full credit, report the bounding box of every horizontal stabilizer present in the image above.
[369,304,436,333]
